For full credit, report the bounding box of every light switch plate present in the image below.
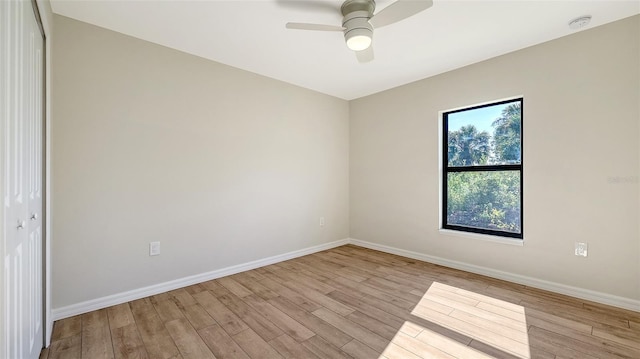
[150,241,160,256]
[575,242,588,257]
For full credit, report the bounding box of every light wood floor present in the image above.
[41,245,640,359]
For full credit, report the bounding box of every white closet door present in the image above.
[2,0,45,358]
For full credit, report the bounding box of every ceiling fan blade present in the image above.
[286,22,344,31]
[356,46,374,63]
[370,0,433,29]
[275,0,340,14]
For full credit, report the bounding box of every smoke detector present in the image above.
[569,16,592,30]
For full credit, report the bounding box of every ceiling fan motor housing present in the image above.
[341,0,376,51]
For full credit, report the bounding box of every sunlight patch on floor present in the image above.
[380,282,530,359]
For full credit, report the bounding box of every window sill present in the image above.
[438,229,524,246]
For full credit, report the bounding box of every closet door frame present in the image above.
[31,0,48,349]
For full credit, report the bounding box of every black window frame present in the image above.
[442,98,524,239]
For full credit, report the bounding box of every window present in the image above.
[442,98,523,239]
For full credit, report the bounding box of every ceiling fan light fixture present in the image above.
[285,0,434,62]
[345,28,372,51]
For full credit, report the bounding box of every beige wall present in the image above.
[52,12,639,311]
[52,15,349,308]
[350,16,640,300]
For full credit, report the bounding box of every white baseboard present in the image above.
[52,238,349,320]
[349,238,640,312]
[52,236,639,320]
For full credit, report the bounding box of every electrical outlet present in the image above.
[319,217,325,227]
[150,241,160,256]
[574,242,588,257]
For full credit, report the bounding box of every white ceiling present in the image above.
[50,0,639,100]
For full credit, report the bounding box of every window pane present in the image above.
[447,171,521,234]
[447,101,521,167]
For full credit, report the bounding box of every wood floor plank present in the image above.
[285,260,337,282]
[442,283,524,313]
[297,256,348,275]
[363,276,424,301]
[130,301,183,359]
[582,302,640,323]
[232,328,284,359]
[165,318,215,359]
[592,324,640,350]
[268,296,354,348]
[184,284,207,296]
[390,331,456,359]
[259,276,323,312]
[319,253,390,281]
[218,276,254,298]
[378,262,440,282]
[151,292,171,304]
[201,279,233,297]
[522,306,593,333]
[180,304,216,331]
[45,245,640,359]
[383,274,433,292]
[129,297,155,315]
[346,310,399,340]
[154,299,186,323]
[448,309,529,343]
[413,326,494,359]
[51,315,82,341]
[242,294,315,341]
[335,267,369,282]
[475,301,527,324]
[232,272,279,300]
[527,325,600,359]
[218,293,284,341]
[474,284,526,304]
[107,303,135,330]
[47,335,81,359]
[268,334,320,359]
[278,279,355,316]
[243,268,267,281]
[192,290,249,335]
[425,286,480,307]
[380,342,422,359]
[414,296,455,316]
[526,314,640,358]
[528,346,557,359]
[467,339,521,359]
[169,288,197,308]
[111,323,149,359]
[332,288,474,346]
[341,339,380,359]
[262,270,339,307]
[301,335,354,359]
[436,283,526,325]
[81,309,115,359]
[519,286,586,308]
[521,298,630,329]
[266,267,336,294]
[327,290,406,328]
[198,324,251,359]
[312,307,389,352]
[410,303,530,358]
[328,276,415,310]
[398,321,425,338]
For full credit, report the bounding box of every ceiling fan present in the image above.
[285,0,434,63]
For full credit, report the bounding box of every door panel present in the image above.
[2,0,45,357]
